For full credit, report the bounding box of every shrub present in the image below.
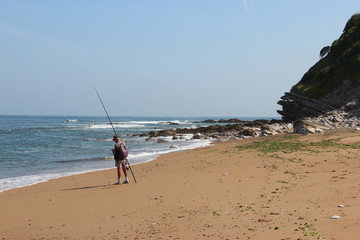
[343,13,360,32]
[320,46,331,58]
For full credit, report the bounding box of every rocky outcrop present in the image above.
[199,118,246,123]
[278,13,360,122]
[278,82,360,122]
[131,120,293,140]
[292,119,328,135]
[286,98,360,135]
[303,99,360,129]
[277,92,334,122]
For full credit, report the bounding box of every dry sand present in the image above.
[1,129,360,240]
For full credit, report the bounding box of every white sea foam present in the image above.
[129,139,212,164]
[128,121,163,124]
[88,123,145,129]
[0,172,71,192]
[116,124,145,128]
[87,124,112,129]
[0,173,62,192]
[85,119,190,130]
[128,120,189,125]
[0,167,113,193]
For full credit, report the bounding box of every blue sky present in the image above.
[1,0,359,117]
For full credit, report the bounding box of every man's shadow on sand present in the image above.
[63,184,114,191]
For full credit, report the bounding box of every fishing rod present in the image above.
[91,82,118,135]
[89,75,137,183]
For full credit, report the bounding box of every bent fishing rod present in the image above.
[90,80,137,183]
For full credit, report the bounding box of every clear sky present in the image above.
[1,0,359,117]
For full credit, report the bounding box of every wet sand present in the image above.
[1,129,360,239]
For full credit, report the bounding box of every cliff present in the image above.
[278,13,360,122]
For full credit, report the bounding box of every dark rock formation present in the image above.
[278,13,360,122]
[131,119,293,140]
[199,118,246,123]
[277,92,335,122]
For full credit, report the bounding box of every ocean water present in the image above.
[0,115,264,192]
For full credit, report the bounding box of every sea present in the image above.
[0,115,269,192]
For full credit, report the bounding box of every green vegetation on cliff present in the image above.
[292,13,360,99]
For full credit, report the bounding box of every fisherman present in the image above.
[112,136,129,185]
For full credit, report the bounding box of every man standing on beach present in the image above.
[112,136,129,185]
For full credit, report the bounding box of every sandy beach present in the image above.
[1,129,360,240]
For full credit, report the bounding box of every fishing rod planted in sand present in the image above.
[88,74,137,183]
